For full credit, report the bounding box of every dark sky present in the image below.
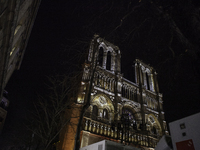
[1,0,200,148]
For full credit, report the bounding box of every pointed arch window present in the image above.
[146,72,150,90]
[92,105,98,120]
[98,47,103,67]
[106,51,111,70]
[122,85,125,97]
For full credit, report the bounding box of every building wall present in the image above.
[169,113,200,150]
[61,35,168,150]
[0,0,41,133]
[58,104,82,150]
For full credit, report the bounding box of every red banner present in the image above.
[176,139,195,150]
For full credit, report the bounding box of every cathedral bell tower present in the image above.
[135,59,167,136]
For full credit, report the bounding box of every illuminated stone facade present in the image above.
[62,36,168,150]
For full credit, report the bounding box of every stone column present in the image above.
[80,131,90,148]
[149,73,155,92]
[102,51,107,69]
[99,108,103,118]
[116,50,121,73]
[154,71,159,93]
[135,63,139,84]
[111,53,115,71]
[109,112,113,123]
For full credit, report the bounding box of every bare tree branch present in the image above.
[26,75,81,150]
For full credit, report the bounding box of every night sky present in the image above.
[1,0,200,148]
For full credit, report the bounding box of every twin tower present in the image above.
[61,35,168,150]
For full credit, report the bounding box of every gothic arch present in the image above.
[147,114,162,136]
[107,46,114,53]
[91,94,114,113]
[121,106,136,122]
[98,43,118,72]
[98,42,107,52]
[122,101,141,121]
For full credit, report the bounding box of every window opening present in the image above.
[146,72,150,90]
[106,51,111,70]
[122,86,125,97]
[98,47,103,67]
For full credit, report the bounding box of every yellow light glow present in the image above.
[77,97,84,103]
[14,25,21,35]
[10,47,16,56]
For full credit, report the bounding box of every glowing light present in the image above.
[117,93,121,96]
[77,97,84,103]
[14,25,21,35]
[10,47,16,56]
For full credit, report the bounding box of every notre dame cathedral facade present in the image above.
[60,35,168,150]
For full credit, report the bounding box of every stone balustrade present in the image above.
[83,117,158,148]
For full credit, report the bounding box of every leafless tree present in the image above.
[28,74,82,150]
